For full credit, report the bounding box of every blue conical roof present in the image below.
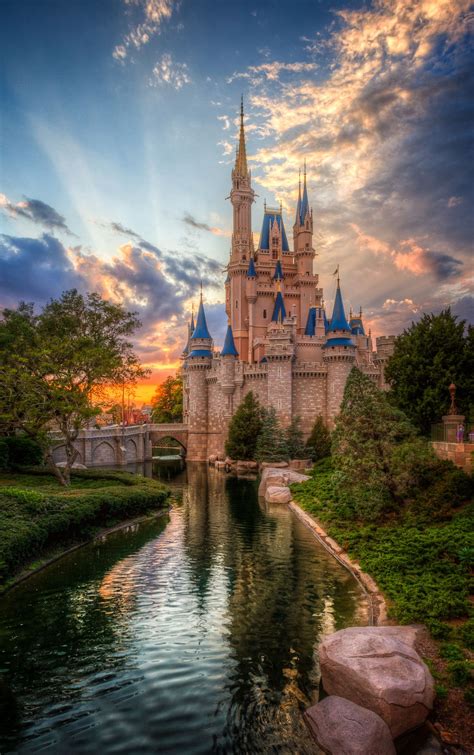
[299,174,309,224]
[328,282,351,333]
[190,311,195,333]
[221,323,238,356]
[304,306,316,336]
[259,211,290,252]
[350,317,365,336]
[191,298,212,340]
[273,259,284,280]
[247,256,256,278]
[271,290,286,322]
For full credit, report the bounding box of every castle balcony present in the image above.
[243,364,268,379]
[292,362,328,377]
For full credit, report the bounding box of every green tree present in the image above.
[225,391,262,460]
[305,415,331,462]
[255,407,289,463]
[151,374,183,423]
[385,309,474,435]
[286,415,305,459]
[332,367,416,520]
[0,290,148,486]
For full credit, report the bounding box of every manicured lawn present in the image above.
[0,469,170,589]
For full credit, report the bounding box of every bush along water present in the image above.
[0,469,170,587]
[291,368,474,703]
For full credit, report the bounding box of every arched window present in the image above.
[263,309,267,319]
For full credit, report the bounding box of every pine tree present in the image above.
[255,407,289,462]
[332,367,416,520]
[225,391,262,460]
[385,309,474,434]
[286,415,305,459]
[305,415,331,461]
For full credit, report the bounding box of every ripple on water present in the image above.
[0,466,369,754]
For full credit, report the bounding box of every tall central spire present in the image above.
[235,96,248,177]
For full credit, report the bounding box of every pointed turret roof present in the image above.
[234,96,248,177]
[190,309,195,334]
[304,306,316,336]
[247,256,256,277]
[327,277,351,333]
[191,294,212,340]
[221,323,238,356]
[273,259,284,280]
[299,161,309,224]
[271,290,287,323]
[182,309,195,355]
[295,170,301,226]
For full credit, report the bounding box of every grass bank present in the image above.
[291,459,474,730]
[0,469,170,590]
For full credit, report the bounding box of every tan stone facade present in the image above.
[183,104,395,461]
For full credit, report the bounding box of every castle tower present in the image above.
[186,293,213,461]
[266,286,294,426]
[246,256,257,363]
[323,274,355,426]
[292,164,319,334]
[220,321,238,422]
[228,97,255,360]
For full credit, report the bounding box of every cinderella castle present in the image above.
[181,102,395,461]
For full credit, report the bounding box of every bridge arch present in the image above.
[149,423,188,455]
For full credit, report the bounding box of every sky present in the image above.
[1,0,473,403]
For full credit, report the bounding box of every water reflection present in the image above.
[0,463,367,754]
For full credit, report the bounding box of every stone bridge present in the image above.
[50,423,188,467]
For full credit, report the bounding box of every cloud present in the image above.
[228,61,317,85]
[182,212,230,237]
[351,225,463,280]
[113,0,177,62]
[0,230,226,370]
[149,53,191,89]
[0,193,76,236]
[226,0,472,332]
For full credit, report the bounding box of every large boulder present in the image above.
[258,466,309,497]
[265,485,292,503]
[304,695,395,755]
[319,627,434,738]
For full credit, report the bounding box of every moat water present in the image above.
[0,463,368,754]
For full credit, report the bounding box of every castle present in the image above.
[182,102,395,462]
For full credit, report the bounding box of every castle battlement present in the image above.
[182,101,395,461]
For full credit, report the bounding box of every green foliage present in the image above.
[151,374,183,423]
[255,407,289,462]
[225,392,263,460]
[0,436,44,468]
[0,470,169,586]
[458,619,474,650]
[332,368,416,520]
[305,415,331,462]
[0,291,148,485]
[448,660,472,686]
[285,415,305,460]
[425,620,453,640]
[439,643,464,661]
[435,684,448,700]
[384,310,474,434]
[291,465,474,625]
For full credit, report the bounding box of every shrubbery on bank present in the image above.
[0,469,170,587]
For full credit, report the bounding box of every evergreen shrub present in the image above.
[225,392,262,460]
[305,416,331,462]
[255,407,289,462]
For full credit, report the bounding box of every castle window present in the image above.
[263,309,267,319]
[236,300,238,309]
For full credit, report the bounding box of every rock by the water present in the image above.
[319,627,434,738]
[304,695,395,755]
[260,461,289,468]
[208,454,217,464]
[258,466,309,497]
[265,485,292,503]
[215,460,226,470]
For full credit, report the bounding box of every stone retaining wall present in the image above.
[432,441,474,474]
[288,501,388,626]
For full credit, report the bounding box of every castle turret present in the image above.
[229,97,254,360]
[186,293,213,460]
[246,256,257,363]
[323,274,355,426]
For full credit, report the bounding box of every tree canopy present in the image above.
[305,415,331,462]
[255,407,289,462]
[385,309,474,435]
[151,374,183,423]
[225,391,262,460]
[0,290,147,485]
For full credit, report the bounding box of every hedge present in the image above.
[0,470,170,586]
